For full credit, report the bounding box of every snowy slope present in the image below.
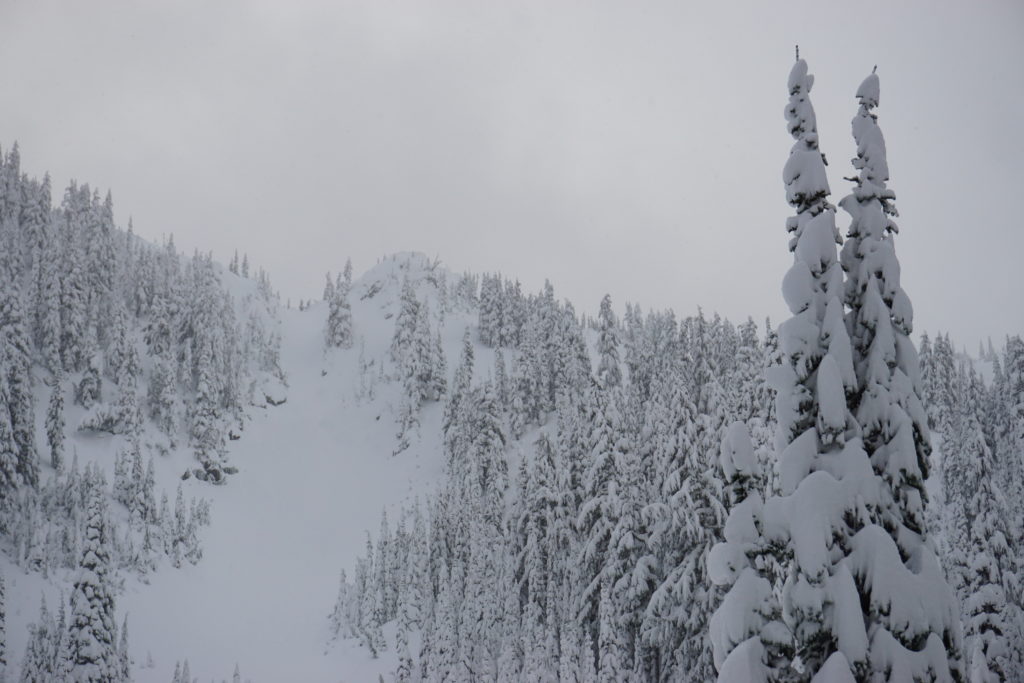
[5,253,493,682]
[123,255,469,681]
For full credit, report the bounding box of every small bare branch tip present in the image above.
[795,45,800,61]
[873,65,878,74]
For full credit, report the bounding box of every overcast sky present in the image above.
[1,0,1022,350]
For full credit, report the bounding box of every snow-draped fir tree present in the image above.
[75,325,102,410]
[478,274,503,348]
[28,174,62,374]
[371,511,393,635]
[443,328,474,455]
[513,433,559,679]
[429,381,508,680]
[116,615,130,682]
[190,335,224,476]
[839,68,930,543]
[147,350,178,439]
[362,536,386,658]
[837,69,963,678]
[637,368,694,679]
[0,271,38,490]
[66,471,119,681]
[46,379,66,472]
[322,272,335,304]
[730,318,766,426]
[104,305,128,382]
[499,279,523,349]
[924,333,959,435]
[142,294,174,361]
[325,268,353,349]
[507,343,535,440]
[459,489,503,679]
[342,257,353,289]
[113,345,142,439]
[429,557,459,682]
[493,347,508,408]
[127,447,145,527]
[391,278,424,451]
[20,594,62,683]
[606,396,656,680]
[575,385,627,657]
[329,569,353,641]
[622,303,645,394]
[596,575,623,682]
[58,184,89,374]
[412,302,440,403]
[431,331,447,401]
[918,333,936,425]
[394,530,424,683]
[547,394,588,661]
[596,294,622,389]
[87,191,118,345]
[711,56,864,680]
[468,382,508,525]
[0,348,22,497]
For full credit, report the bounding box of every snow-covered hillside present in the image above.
[4,251,512,681]
[5,244,1024,682]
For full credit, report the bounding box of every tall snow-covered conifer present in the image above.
[839,68,930,540]
[325,268,354,349]
[838,69,963,678]
[596,294,622,389]
[66,473,119,681]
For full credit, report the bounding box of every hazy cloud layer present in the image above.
[2,0,1022,348]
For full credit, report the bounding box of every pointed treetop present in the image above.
[788,57,813,96]
[856,71,880,108]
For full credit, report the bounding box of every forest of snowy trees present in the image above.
[329,59,1024,682]
[0,141,282,680]
[0,52,1022,683]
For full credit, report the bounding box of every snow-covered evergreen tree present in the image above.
[20,594,61,683]
[595,294,622,389]
[0,277,38,490]
[46,380,66,472]
[66,472,119,681]
[325,269,353,349]
[838,68,963,678]
[116,615,130,683]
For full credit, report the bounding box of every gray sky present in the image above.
[2,0,1022,350]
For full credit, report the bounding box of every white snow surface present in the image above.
[4,253,483,682]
